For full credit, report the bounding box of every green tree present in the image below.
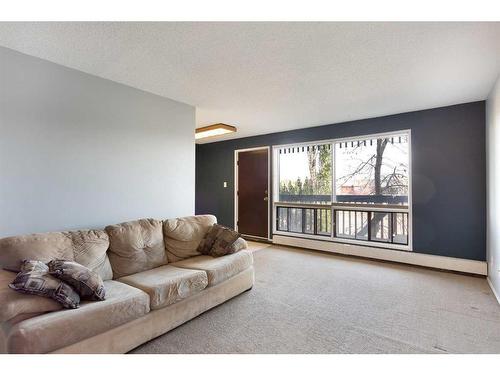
[317,146,332,195]
[295,177,303,195]
[307,146,332,196]
[303,177,313,195]
[280,181,287,195]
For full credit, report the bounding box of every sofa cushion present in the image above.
[70,230,113,281]
[48,260,105,301]
[0,229,113,281]
[172,250,253,286]
[0,269,62,323]
[6,280,150,353]
[9,260,80,309]
[118,265,208,310]
[163,215,217,262]
[106,218,167,279]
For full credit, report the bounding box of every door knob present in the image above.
[264,197,269,201]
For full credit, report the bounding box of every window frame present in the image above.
[272,129,412,251]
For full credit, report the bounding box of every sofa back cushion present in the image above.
[106,218,167,279]
[70,230,113,281]
[0,232,73,273]
[0,230,113,281]
[163,215,217,262]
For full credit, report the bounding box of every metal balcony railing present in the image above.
[275,199,409,246]
[276,205,332,236]
[334,208,408,245]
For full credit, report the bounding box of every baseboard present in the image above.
[242,235,272,243]
[272,235,487,276]
[487,278,500,305]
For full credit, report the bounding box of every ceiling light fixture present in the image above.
[195,123,237,140]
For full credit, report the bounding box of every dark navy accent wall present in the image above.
[196,102,486,261]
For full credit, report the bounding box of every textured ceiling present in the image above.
[0,22,499,143]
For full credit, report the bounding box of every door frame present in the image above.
[234,146,271,240]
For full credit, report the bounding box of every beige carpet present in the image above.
[131,246,500,354]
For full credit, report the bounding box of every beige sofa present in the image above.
[0,215,254,354]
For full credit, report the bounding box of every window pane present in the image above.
[279,144,332,204]
[335,210,356,239]
[289,208,303,233]
[277,207,288,231]
[304,208,315,234]
[355,211,369,240]
[316,208,331,236]
[335,135,409,205]
[370,212,391,242]
[392,212,408,245]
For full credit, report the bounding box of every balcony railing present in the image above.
[277,205,332,236]
[275,201,409,247]
[334,208,408,245]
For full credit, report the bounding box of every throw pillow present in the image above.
[48,260,105,301]
[9,260,80,309]
[209,226,243,257]
[197,224,225,255]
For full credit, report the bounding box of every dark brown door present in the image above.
[237,148,269,238]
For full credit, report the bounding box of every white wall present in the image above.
[486,74,500,302]
[0,47,195,237]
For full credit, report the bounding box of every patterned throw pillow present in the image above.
[209,226,243,257]
[9,260,80,309]
[48,260,106,301]
[197,224,225,255]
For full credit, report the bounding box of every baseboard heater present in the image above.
[272,235,487,276]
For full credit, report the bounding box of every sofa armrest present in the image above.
[0,268,61,323]
[240,237,248,249]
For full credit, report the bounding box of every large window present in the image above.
[274,131,411,250]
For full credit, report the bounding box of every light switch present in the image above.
[223,181,228,188]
